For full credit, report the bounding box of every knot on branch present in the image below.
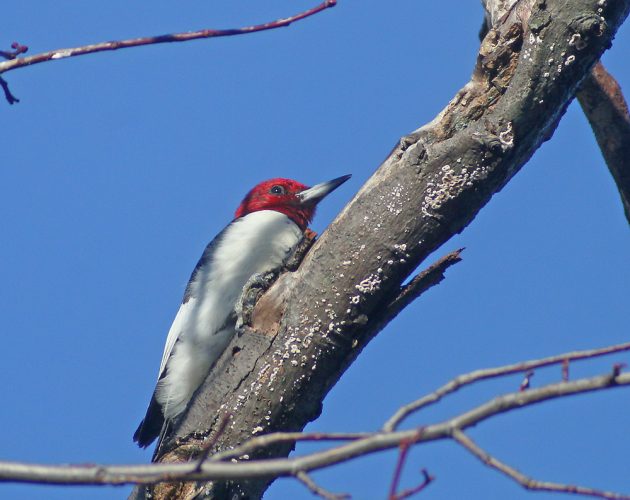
[571,13,606,40]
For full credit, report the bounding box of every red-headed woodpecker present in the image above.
[133,174,351,448]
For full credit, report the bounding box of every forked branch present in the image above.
[1,343,629,500]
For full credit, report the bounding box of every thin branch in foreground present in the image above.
[195,412,232,471]
[209,432,370,462]
[376,248,463,329]
[391,469,433,500]
[577,61,630,224]
[295,471,350,500]
[452,429,630,500]
[388,435,414,500]
[0,371,629,489]
[0,75,18,104]
[383,341,630,432]
[388,430,433,500]
[0,0,337,104]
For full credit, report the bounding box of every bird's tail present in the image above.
[133,391,165,448]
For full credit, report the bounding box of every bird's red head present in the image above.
[234,175,351,230]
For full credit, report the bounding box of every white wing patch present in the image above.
[158,299,194,377]
[155,210,303,420]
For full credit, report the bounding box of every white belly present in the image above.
[156,210,303,419]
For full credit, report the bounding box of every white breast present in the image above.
[156,210,303,419]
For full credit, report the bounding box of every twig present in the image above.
[577,62,630,224]
[0,75,19,104]
[0,1,337,104]
[195,413,232,471]
[295,471,350,500]
[209,432,369,462]
[388,431,432,500]
[452,429,630,500]
[519,370,534,391]
[383,341,630,431]
[388,437,414,500]
[0,42,28,60]
[612,362,627,379]
[376,249,463,329]
[0,372,628,486]
[1,351,629,492]
[392,469,433,500]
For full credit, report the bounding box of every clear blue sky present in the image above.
[2,2,629,499]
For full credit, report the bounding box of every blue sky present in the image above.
[2,2,629,499]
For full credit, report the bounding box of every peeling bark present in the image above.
[132,0,630,498]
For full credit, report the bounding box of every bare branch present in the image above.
[1,365,628,489]
[0,1,337,104]
[391,469,434,500]
[388,434,415,500]
[383,341,630,432]
[453,429,630,500]
[195,413,232,472]
[388,431,433,500]
[562,358,570,381]
[375,249,463,329]
[209,432,370,463]
[577,62,630,224]
[0,76,18,104]
[295,471,350,500]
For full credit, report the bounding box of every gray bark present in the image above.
[134,0,630,498]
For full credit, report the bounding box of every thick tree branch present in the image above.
[577,62,630,224]
[140,0,630,498]
[0,1,336,104]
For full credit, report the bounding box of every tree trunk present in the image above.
[133,0,630,498]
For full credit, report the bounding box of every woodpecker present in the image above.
[133,174,351,448]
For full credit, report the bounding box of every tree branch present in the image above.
[0,0,336,104]
[0,76,19,104]
[388,431,434,500]
[383,340,630,431]
[1,345,629,500]
[577,61,630,224]
[143,0,630,497]
[375,248,463,329]
[295,471,350,500]
[453,429,630,500]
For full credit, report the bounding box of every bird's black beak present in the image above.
[297,174,352,205]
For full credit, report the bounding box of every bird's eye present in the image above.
[270,185,285,195]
